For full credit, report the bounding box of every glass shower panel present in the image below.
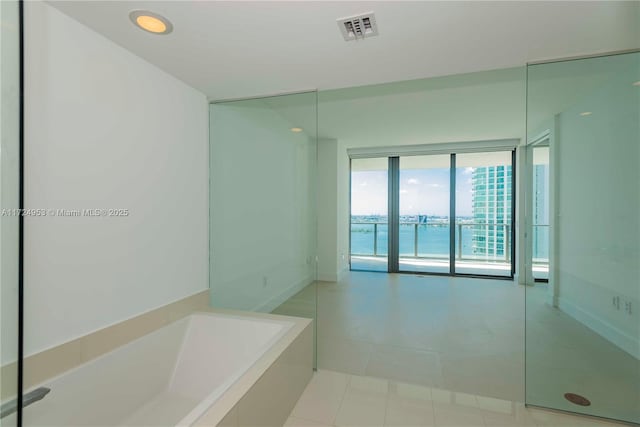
[526,52,639,424]
[1,1,22,424]
[209,92,317,364]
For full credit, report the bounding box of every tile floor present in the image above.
[315,272,525,401]
[524,286,639,423]
[273,271,639,424]
[285,370,626,427]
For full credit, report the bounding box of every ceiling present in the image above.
[50,1,639,101]
[232,63,621,148]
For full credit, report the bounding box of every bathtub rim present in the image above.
[174,311,296,427]
[187,309,311,427]
[21,309,311,427]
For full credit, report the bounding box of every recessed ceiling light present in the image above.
[579,111,592,116]
[290,127,303,133]
[129,10,173,35]
[633,81,640,87]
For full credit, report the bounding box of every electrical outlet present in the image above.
[262,276,268,287]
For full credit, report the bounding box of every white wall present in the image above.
[336,140,351,279]
[209,98,316,312]
[316,138,349,282]
[24,2,209,355]
[317,139,338,281]
[552,54,639,358]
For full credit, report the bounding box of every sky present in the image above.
[351,167,475,217]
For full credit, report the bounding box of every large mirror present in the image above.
[525,52,640,424]
[209,91,318,366]
[314,68,527,402]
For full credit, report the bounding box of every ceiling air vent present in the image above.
[337,12,378,41]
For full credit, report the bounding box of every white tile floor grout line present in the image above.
[382,382,390,427]
[288,369,637,427]
[330,373,350,426]
[362,344,374,377]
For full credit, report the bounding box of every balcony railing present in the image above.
[351,222,550,266]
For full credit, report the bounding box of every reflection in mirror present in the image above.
[1,0,22,425]
[529,144,549,282]
[525,52,639,424]
[316,68,526,401]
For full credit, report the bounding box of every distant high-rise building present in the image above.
[471,166,512,259]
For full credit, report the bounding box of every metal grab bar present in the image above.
[0,387,51,419]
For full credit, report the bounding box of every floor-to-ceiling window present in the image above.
[350,158,388,272]
[350,147,516,278]
[398,155,451,274]
[454,151,514,277]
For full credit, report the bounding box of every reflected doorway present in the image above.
[530,141,550,282]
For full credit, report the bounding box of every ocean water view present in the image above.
[350,216,550,262]
[351,215,477,258]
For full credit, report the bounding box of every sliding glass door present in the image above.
[350,158,388,272]
[454,152,514,277]
[398,155,451,274]
[350,149,515,278]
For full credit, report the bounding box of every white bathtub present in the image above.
[22,312,312,427]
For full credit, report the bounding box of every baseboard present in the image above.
[547,292,558,308]
[317,267,349,283]
[558,297,639,360]
[317,271,338,282]
[253,274,315,313]
[336,267,349,282]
